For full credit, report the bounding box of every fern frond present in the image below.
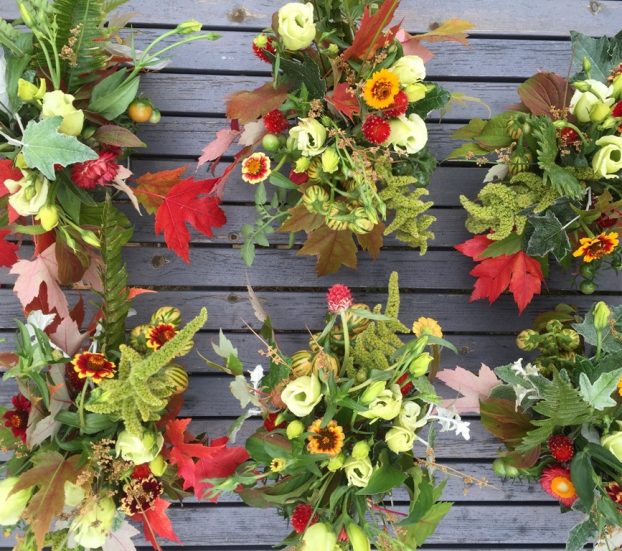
[98,196,133,355]
[53,0,109,91]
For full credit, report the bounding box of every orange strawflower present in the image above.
[72,352,116,384]
[573,231,619,263]
[363,69,400,110]
[307,419,345,456]
[241,152,271,184]
[146,323,177,350]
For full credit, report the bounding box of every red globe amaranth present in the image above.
[326,284,353,313]
[132,464,153,479]
[547,434,574,462]
[252,35,276,64]
[559,127,580,148]
[383,90,409,118]
[291,503,319,534]
[612,100,622,118]
[289,169,309,185]
[263,412,286,432]
[397,373,413,396]
[263,110,289,134]
[362,115,391,145]
[71,150,120,189]
[2,394,31,443]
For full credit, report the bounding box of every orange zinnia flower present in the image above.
[241,152,271,184]
[540,465,577,507]
[363,69,400,110]
[146,323,177,350]
[72,352,116,384]
[573,231,619,263]
[307,419,345,456]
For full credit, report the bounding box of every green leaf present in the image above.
[565,518,597,551]
[475,112,517,149]
[579,368,622,411]
[446,142,490,160]
[571,30,622,82]
[479,397,534,448]
[20,118,97,180]
[93,125,146,148]
[88,69,140,120]
[399,501,453,547]
[211,330,243,376]
[398,476,434,525]
[269,172,298,190]
[451,119,487,140]
[570,450,595,509]
[573,305,622,354]
[5,34,33,111]
[277,54,326,100]
[356,456,406,495]
[262,363,291,394]
[479,233,522,258]
[410,84,451,118]
[526,210,571,261]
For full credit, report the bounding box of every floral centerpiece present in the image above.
[200,0,472,274]
[442,301,622,550]
[451,30,622,312]
[205,273,478,550]
[0,299,248,551]
[0,0,226,281]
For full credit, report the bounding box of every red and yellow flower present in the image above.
[307,419,345,456]
[605,481,622,506]
[540,465,577,507]
[2,394,31,443]
[72,352,116,384]
[573,231,619,263]
[146,323,178,350]
[242,152,272,184]
[363,69,400,110]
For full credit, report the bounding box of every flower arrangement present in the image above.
[451,30,622,312]
[0,0,226,281]
[205,273,478,550]
[441,301,622,550]
[0,299,248,551]
[200,0,472,274]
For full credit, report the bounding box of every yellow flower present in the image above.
[618,377,622,397]
[573,232,619,263]
[270,458,287,472]
[412,317,443,338]
[307,419,345,456]
[363,69,400,110]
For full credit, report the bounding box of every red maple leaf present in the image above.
[0,229,18,267]
[326,83,360,122]
[468,250,543,313]
[455,235,492,260]
[0,159,21,196]
[164,419,249,499]
[132,497,179,551]
[135,173,226,262]
[342,0,401,61]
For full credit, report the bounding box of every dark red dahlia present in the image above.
[397,373,413,396]
[263,110,289,134]
[613,101,622,118]
[132,464,153,480]
[597,212,620,229]
[289,169,309,186]
[547,434,574,462]
[252,35,276,64]
[65,362,86,394]
[362,115,391,145]
[383,90,409,118]
[327,284,353,313]
[71,150,119,190]
[291,503,319,534]
[120,475,163,515]
[606,481,622,505]
[3,394,31,443]
[263,412,286,432]
[559,127,580,148]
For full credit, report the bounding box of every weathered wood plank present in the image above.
[0,290,615,333]
[4,247,622,292]
[3,0,616,35]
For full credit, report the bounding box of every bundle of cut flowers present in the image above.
[200,0,473,274]
[0,0,226,280]
[450,30,622,312]
[440,301,622,550]
[205,272,479,550]
[0,297,248,551]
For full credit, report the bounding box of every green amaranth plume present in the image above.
[352,272,410,372]
[460,172,557,241]
[378,167,435,253]
[87,307,208,434]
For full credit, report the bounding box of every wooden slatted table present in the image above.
[2,1,622,549]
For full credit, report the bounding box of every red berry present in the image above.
[397,373,413,396]
[291,503,319,534]
[263,412,286,432]
[383,90,409,118]
[289,169,309,185]
[263,110,289,134]
[613,101,622,118]
[362,115,391,145]
[547,434,574,462]
[252,35,276,64]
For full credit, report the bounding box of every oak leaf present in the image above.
[133,166,187,215]
[226,82,289,124]
[298,226,357,275]
[198,127,240,167]
[356,223,385,260]
[278,204,324,234]
[416,18,474,45]
[132,497,179,551]
[12,452,81,550]
[436,364,500,414]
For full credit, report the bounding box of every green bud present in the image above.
[345,523,371,551]
[262,133,280,152]
[36,204,59,231]
[327,454,345,472]
[573,80,590,92]
[351,441,371,459]
[545,320,563,333]
[505,465,520,478]
[176,19,203,34]
[149,109,161,124]
[492,458,506,477]
[582,56,591,75]
[557,328,581,352]
[360,381,386,405]
[149,455,167,477]
[552,119,569,129]
[325,43,339,57]
[590,101,611,123]
[408,352,433,377]
[294,157,311,173]
[18,3,34,26]
[80,229,101,248]
[594,301,611,332]
[516,329,538,351]
[613,74,622,99]
[286,420,304,440]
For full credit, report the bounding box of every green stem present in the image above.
[78,382,89,434]
[340,311,351,376]
[137,34,218,74]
